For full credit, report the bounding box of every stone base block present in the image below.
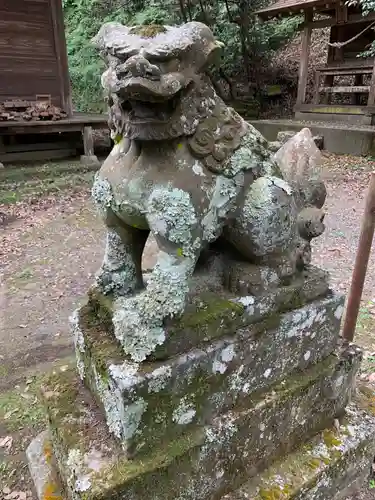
[26,430,63,500]
[223,403,375,499]
[28,402,375,500]
[80,155,100,166]
[87,265,330,361]
[38,346,361,500]
[74,292,344,455]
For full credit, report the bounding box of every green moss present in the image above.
[40,370,86,451]
[259,485,287,499]
[149,293,246,360]
[87,288,114,331]
[129,25,167,37]
[322,430,342,448]
[307,457,322,470]
[78,297,123,382]
[179,295,244,329]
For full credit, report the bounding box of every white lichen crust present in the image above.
[70,309,86,380]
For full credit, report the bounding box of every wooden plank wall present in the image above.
[0,0,65,107]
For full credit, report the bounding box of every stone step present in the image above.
[38,345,361,500]
[222,402,375,499]
[73,292,344,455]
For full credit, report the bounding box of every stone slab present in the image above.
[87,265,330,361]
[250,119,375,156]
[26,430,63,500]
[40,346,361,500]
[74,292,344,455]
[223,402,375,499]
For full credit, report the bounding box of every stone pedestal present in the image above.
[27,268,375,500]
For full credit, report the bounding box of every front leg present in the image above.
[112,187,202,362]
[96,209,149,296]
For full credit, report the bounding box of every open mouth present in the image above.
[122,91,181,122]
[121,89,184,123]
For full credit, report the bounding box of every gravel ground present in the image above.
[0,153,375,498]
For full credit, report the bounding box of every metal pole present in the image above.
[342,171,375,343]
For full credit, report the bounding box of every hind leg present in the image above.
[224,175,300,286]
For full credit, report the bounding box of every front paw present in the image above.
[95,266,135,296]
[112,293,166,362]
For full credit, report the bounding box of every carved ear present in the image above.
[203,41,224,69]
[183,22,223,71]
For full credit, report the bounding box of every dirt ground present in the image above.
[0,154,375,498]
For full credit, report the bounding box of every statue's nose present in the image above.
[116,55,161,81]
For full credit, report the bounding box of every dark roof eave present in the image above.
[254,0,336,19]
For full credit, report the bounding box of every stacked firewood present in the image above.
[0,100,67,122]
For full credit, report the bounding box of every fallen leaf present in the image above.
[20,393,32,400]
[0,435,13,451]
[4,409,18,419]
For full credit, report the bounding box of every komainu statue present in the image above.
[91,22,326,362]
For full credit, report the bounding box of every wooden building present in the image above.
[0,0,106,162]
[1,0,71,114]
[256,0,375,125]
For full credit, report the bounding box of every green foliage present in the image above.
[63,0,301,111]
[346,0,375,56]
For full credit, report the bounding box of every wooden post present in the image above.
[81,126,99,166]
[323,27,336,105]
[352,74,363,105]
[367,60,375,106]
[342,172,375,343]
[51,0,73,116]
[296,11,313,107]
[313,70,321,104]
[83,126,94,157]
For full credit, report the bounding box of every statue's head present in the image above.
[93,22,223,141]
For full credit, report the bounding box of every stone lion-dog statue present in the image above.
[91,21,326,362]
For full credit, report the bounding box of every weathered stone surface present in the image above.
[268,140,282,152]
[40,346,360,500]
[274,128,325,209]
[89,21,328,363]
[273,127,327,276]
[276,131,295,144]
[26,430,63,500]
[276,131,323,151]
[223,402,375,499]
[86,265,331,361]
[74,291,344,455]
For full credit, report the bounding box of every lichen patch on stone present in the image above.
[172,397,197,425]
